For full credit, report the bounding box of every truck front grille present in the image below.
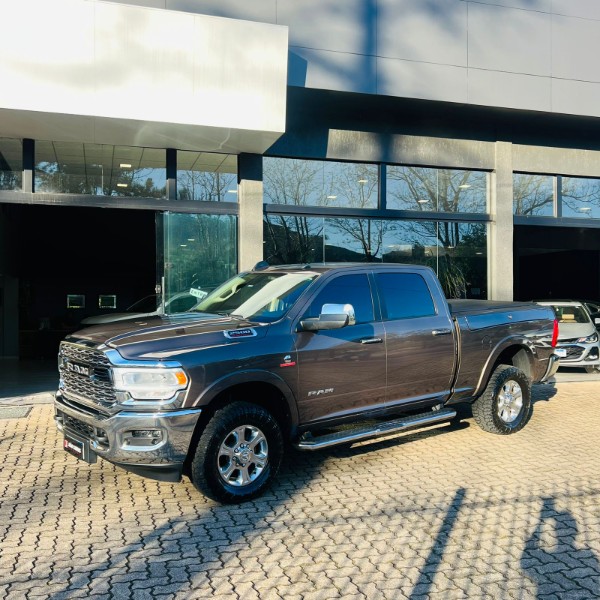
[59,342,117,408]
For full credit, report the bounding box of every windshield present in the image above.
[194,272,318,322]
[549,305,591,324]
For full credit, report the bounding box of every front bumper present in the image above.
[54,391,201,482]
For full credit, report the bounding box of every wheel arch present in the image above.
[476,341,535,398]
[183,372,298,475]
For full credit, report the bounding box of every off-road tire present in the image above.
[472,365,532,435]
[190,402,283,504]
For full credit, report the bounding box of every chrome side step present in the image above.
[294,407,457,451]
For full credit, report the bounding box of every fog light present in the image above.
[123,429,164,447]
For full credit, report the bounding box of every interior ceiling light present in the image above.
[458,184,471,189]
[358,179,368,183]
[327,195,337,199]
[117,183,128,188]
[227,189,238,194]
[180,244,187,247]
[579,207,592,211]
[417,199,429,203]
[120,163,132,168]
[187,238,195,242]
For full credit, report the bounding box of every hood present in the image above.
[81,311,158,325]
[66,312,268,361]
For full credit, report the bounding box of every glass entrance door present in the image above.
[161,212,237,314]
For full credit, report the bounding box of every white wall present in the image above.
[0,0,288,154]
[104,0,600,118]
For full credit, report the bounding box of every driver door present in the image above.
[294,273,387,425]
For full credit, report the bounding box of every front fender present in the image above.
[187,369,300,430]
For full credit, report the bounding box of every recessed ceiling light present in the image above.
[227,189,238,194]
[358,179,368,184]
[458,184,471,189]
[417,199,429,203]
[579,207,592,211]
[117,183,128,188]
[187,238,195,242]
[180,244,187,247]
[120,163,132,168]
[327,195,337,199]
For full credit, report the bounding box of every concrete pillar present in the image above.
[237,153,264,271]
[489,142,514,300]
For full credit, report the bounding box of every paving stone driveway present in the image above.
[1,382,600,600]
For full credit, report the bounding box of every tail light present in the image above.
[551,319,559,348]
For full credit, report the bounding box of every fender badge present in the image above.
[223,328,257,339]
[280,354,296,368]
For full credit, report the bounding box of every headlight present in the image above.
[112,367,189,400]
[577,332,599,343]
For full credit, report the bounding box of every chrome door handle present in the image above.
[360,337,383,344]
[432,329,452,336]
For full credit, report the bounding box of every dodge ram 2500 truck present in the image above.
[55,263,560,503]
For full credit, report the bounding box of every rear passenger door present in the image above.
[375,272,456,408]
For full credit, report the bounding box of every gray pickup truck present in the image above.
[55,263,560,503]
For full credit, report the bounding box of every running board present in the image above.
[294,407,457,451]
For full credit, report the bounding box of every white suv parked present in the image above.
[536,300,600,373]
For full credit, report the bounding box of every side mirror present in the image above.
[300,303,356,331]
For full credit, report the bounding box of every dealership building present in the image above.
[2,0,600,359]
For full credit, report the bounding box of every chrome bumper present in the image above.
[540,353,561,383]
[54,391,201,482]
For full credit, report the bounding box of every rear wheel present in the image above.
[190,402,283,503]
[472,365,532,435]
[585,365,600,374]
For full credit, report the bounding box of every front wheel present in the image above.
[190,402,283,504]
[472,365,532,435]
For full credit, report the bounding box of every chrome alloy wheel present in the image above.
[217,425,269,487]
[497,379,523,424]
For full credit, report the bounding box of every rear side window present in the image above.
[376,273,436,320]
[303,274,374,324]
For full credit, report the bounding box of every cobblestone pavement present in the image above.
[1,382,600,600]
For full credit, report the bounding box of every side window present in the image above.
[376,273,436,320]
[303,274,374,324]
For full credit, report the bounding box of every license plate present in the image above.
[63,431,97,464]
[555,348,567,358]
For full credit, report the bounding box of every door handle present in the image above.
[432,329,452,336]
[360,337,383,344]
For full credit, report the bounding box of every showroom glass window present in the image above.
[35,141,166,198]
[177,151,238,202]
[386,167,487,212]
[163,213,237,313]
[263,216,487,299]
[0,138,22,191]
[561,177,600,219]
[264,157,378,209]
[513,173,554,216]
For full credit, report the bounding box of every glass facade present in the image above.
[387,167,488,212]
[561,177,600,218]
[163,212,237,312]
[264,215,487,298]
[513,173,554,216]
[264,158,378,209]
[35,141,166,198]
[0,138,22,191]
[177,151,238,202]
